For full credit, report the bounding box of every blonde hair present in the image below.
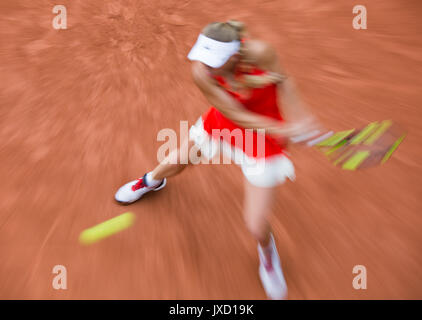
[201,20,286,88]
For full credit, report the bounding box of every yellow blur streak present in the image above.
[79,212,136,245]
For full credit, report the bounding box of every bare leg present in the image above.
[243,178,288,299]
[115,138,201,204]
[243,177,276,247]
[151,139,199,181]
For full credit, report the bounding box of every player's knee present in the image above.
[179,140,202,165]
[167,148,188,165]
[162,148,179,165]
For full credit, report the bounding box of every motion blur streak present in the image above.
[0,0,421,299]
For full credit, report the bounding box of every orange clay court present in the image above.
[0,0,421,299]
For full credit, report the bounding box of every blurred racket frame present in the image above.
[312,120,406,170]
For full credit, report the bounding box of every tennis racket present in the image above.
[302,120,406,170]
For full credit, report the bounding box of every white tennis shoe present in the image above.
[258,235,288,300]
[115,173,166,204]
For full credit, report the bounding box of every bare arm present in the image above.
[191,61,309,138]
[255,41,318,125]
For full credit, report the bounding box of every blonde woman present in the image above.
[115,21,323,299]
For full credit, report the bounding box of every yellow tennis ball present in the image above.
[79,212,136,245]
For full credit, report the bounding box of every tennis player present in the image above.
[115,20,323,299]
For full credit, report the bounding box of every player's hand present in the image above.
[289,118,330,146]
[273,117,326,145]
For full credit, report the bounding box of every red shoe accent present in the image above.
[260,248,274,272]
[264,261,274,272]
[131,178,146,191]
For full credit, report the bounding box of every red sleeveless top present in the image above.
[201,66,287,159]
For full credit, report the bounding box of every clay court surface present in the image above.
[1,0,421,299]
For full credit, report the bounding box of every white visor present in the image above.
[187,34,240,68]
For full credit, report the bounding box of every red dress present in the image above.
[201,66,287,159]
